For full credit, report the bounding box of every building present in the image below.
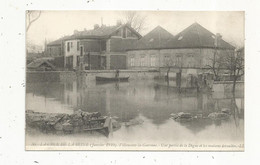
[45,36,71,57]
[27,59,56,71]
[63,24,141,70]
[45,36,71,70]
[127,23,235,76]
[126,26,174,70]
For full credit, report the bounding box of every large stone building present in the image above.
[126,26,174,70]
[45,24,141,70]
[62,24,141,70]
[127,23,235,76]
[45,22,235,73]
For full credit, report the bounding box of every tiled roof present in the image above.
[47,24,142,45]
[47,36,71,46]
[27,59,55,69]
[129,26,174,50]
[164,22,235,49]
[68,24,142,40]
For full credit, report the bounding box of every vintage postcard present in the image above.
[25,11,244,151]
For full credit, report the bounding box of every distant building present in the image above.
[127,23,235,76]
[45,36,71,57]
[63,24,141,70]
[27,59,56,71]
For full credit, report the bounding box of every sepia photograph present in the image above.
[25,11,244,151]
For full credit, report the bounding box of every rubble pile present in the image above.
[171,108,232,122]
[26,110,120,134]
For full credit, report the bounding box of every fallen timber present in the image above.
[26,110,121,137]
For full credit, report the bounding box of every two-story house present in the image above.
[63,24,141,70]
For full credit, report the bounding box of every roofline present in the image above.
[47,43,62,46]
[126,46,235,51]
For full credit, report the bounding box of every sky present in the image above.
[27,11,244,48]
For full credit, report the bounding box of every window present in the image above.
[122,27,126,38]
[187,54,194,67]
[151,56,156,67]
[164,55,170,66]
[101,41,106,51]
[136,57,140,66]
[71,42,73,48]
[77,56,80,66]
[77,41,80,51]
[80,46,83,56]
[176,54,182,67]
[130,57,135,66]
[67,42,70,52]
[141,57,145,66]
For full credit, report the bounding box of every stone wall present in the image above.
[84,70,159,82]
[212,81,244,93]
[26,71,61,83]
[110,55,127,69]
[26,70,159,83]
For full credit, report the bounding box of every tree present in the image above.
[26,11,41,32]
[221,48,244,94]
[206,34,224,81]
[120,11,147,33]
[205,49,224,81]
[164,56,174,83]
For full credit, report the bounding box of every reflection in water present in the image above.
[26,77,244,141]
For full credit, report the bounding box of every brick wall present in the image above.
[110,38,137,52]
[110,55,127,69]
[46,45,62,57]
[81,40,101,52]
[52,56,64,69]
[89,55,101,70]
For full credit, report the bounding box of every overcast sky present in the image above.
[27,11,244,47]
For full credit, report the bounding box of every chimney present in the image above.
[214,33,222,47]
[216,33,222,39]
[84,28,87,31]
[94,24,100,30]
[74,30,79,34]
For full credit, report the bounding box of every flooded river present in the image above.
[26,78,244,150]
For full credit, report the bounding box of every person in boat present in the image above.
[115,69,120,78]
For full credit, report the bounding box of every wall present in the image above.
[127,48,234,70]
[89,55,101,70]
[212,81,244,94]
[26,70,159,83]
[81,39,102,52]
[84,70,159,82]
[127,49,160,69]
[46,45,62,57]
[26,71,61,83]
[110,38,137,52]
[52,56,64,69]
[110,55,127,69]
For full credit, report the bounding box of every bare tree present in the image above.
[26,11,41,32]
[120,11,147,33]
[205,50,224,81]
[221,49,244,94]
[164,56,174,82]
[206,34,225,81]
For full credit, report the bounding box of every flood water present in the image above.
[26,78,244,149]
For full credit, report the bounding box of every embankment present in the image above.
[26,70,159,83]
